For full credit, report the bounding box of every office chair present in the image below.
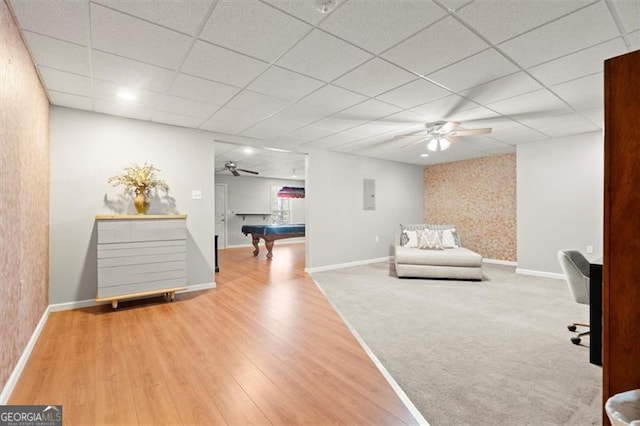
[557,250,590,345]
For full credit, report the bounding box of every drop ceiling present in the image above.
[7,0,639,179]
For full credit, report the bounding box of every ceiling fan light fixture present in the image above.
[440,137,451,151]
[427,138,439,152]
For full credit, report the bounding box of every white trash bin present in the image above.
[606,389,640,426]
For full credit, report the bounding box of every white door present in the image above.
[215,184,227,249]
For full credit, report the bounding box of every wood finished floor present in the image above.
[10,243,417,425]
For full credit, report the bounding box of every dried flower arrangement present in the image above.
[107,162,169,196]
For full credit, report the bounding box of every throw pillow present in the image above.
[417,229,444,250]
[441,229,457,248]
[405,230,418,248]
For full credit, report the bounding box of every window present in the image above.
[270,186,291,224]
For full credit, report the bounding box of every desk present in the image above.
[590,259,602,366]
[241,224,305,259]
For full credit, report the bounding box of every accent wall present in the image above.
[0,0,50,399]
[424,153,517,261]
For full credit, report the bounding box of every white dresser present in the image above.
[96,214,187,309]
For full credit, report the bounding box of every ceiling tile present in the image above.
[523,112,600,138]
[91,4,193,70]
[456,0,592,44]
[320,0,446,54]
[156,94,221,119]
[225,90,290,117]
[39,67,91,97]
[9,0,89,45]
[343,121,400,138]
[151,111,203,128]
[376,78,451,109]
[299,84,368,114]
[200,107,262,134]
[427,49,519,92]
[91,51,176,92]
[169,73,240,105]
[48,90,92,111]
[261,0,326,26]
[94,99,153,121]
[247,67,325,101]
[333,58,416,97]
[182,41,269,87]
[276,29,373,82]
[301,132,361,149]
[287,125,336,140]
[551,73,603,111]
[631,30,640,50]
[611,0,640,32]
[241,117,300,140]
[411,94,478,121]
[527,38,628,86]
[487,89,571,119]
[382,16,488,76]
[579,107,603,128]
[499,2,621,68]
[93,80,164,109]
[459,72,542,105]
[272,103,329,125]
[338,99,402,122]
[23,32,89,75]
[200,0,311,62]
[92,0,214,35]
[312,116,367,133]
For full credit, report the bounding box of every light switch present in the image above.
[586,245,594,254]
[192,190,202,200]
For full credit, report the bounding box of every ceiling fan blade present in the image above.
[231,169,240,176]
[401,137,431,149]
[446,128,491,137]
[439,121,460,133]
[393,128,428,139]
[237,168,259,175]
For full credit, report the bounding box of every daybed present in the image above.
[394,224,483,280]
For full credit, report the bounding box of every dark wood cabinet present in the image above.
[603,49,640,425]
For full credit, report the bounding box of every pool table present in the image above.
[241,224,305,259]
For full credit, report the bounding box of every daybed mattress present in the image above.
[394,247,482,267]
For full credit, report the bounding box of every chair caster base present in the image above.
[567,324,577,332]
[571,336,581,345]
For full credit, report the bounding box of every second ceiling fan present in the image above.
[396,121,492,152]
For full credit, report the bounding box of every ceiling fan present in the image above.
[396,121,492,152]
[217,161,259,176]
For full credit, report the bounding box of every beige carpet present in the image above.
[312,262,601,426]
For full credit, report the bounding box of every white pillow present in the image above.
[441,229,457,248]
[405,230,418,248]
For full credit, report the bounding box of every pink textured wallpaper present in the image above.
[0,0,50,394]
[424,154,516,261]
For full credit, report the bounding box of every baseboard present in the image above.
[305,256,392,273]
[49,282,216,312]
[483,258,517,267]
[516,268,565,280]
[0,306,51,404]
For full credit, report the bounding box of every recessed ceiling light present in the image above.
[117,91,137,101]
[420,153,430,158]
[243,147,254,154]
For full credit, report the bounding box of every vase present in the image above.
[134,185,150,214]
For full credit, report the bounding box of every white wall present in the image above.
[517,131,603,274]
[306,149,424,270]
[215,174,305,247]
[50,107,216,304]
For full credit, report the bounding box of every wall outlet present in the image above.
[191,190,202,200]
[586,245,594,254]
